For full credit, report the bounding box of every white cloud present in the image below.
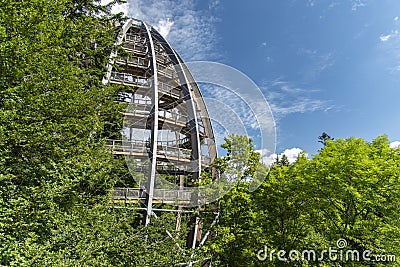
[124,0,220,61]
[112,2,129,15]
[154,18,174,38]
[101,0,129,15]
[380,34,392,42]
[390,141,400,148]
[261,147,306,165]
[379,30,399,42]
[394,16,399,22]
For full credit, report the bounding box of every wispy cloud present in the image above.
[297,49,335,80]
[351,0,367,11]
[208,0,221,11]
[389,65,400,73]
[201,84,262,132]
[262,79,333,118]
[118,0,221,61]
[199,82,276,155]
[314,52,335,73]
[378,17,400,73]
[328,2,339,9]
[305,1,365,11]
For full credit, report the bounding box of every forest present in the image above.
[1,0,400,266]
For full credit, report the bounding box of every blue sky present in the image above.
[111,0,400,160]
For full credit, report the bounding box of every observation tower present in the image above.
[103,18,218,253]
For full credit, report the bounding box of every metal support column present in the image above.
[143,22,159,227]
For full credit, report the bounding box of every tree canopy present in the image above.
[0,0,200,265]
[208,135,400,266]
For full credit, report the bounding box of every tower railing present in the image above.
[116,56,149,68]
[106,139,147,154]
[106,139,193,161]
[112,187,194,203]
[110,72,149,86]
[158,81,181,98]
[157,63,176,79]
[121,42,148,54]
[125,33,146,43]
[124,106,189,127]
[110,72,182,99]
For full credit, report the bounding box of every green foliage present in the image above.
[218,134,262,180]
[0,0,198,266]
[209,135,400,266]
[0,0,128,264]
[207,135,265,266]
[309,136,400,259]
